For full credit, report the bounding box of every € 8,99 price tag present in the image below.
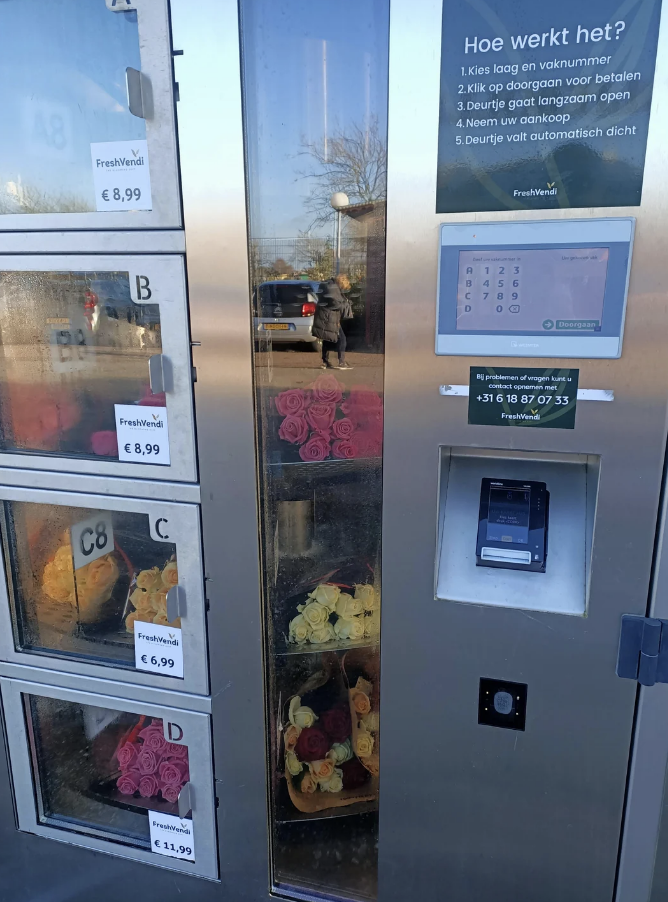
[90,140,152,212]
[114,404,170,465]
[149,811,195,862]
[134,621,184,678]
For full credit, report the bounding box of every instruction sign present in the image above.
[436,0,662,212]
[468,367,579,428]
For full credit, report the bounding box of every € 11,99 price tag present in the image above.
[149,811,195,862]
[134,621,184,679]
[114,404,171,465]
[90,140,153,212]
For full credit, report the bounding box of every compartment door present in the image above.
[2,679,217,879]
[0,255,196,482]
[0,0,180,230]
[0,487,208,695]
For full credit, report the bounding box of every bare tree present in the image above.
[297,118,387,230]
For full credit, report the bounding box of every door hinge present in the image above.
[617,615,668,686]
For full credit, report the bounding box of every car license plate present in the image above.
[263,323,290,330]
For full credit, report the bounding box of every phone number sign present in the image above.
[468,366,579,428]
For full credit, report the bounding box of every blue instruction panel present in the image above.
[436,218,634,357]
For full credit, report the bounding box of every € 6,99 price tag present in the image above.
[90,140,152,212]
[134,621,184,678]
[114,404,170,465]
[149,811,195,862]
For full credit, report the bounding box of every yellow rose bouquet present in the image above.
[41,537,120,629]
[124,556,181,632]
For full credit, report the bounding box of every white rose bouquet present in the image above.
[288,583,380,648]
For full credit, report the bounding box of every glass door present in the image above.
[0,255,196,481]
[240,0,389,898]
[1,678,217,878]
[0,487,208,694]
[0,0,181,230]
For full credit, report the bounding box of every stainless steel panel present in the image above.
[616,686,668,902]
[0,660,211,712]
[1,677,217,878]
[0,231,186,254]
[0,254,196,483]
[0,0,181,232]
[0,467,200,503]
[617,460,668,902]
[0,485,208,695]
[171,0,271,897]
[380,1,668,900]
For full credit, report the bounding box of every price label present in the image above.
[134,621,184,678]
[149,811,195,862]
[115,404,170,465]
[90,140,152,212]
[70,512,114,572]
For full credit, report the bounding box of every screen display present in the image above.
[486,486,530,545]
[456,247,609,333]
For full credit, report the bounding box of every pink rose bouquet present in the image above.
[139,774,160,799]
[275,388,309,416]
[116,741,138,770]
[312,375,344,404]
[279,414,309,444]
[114,717,190,806]
[276,376,383,462]
[307,403,336,435]
[332,439,358,460]
[299,434,331,462]
[117,771,140,795]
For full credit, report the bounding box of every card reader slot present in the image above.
[481,547,533,565]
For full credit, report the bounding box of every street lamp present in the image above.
[330,192,349,275]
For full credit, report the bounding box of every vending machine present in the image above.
[0,0,667,901]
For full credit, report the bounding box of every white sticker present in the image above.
[149,514,173,542]
[70,512,115,572]
[162,719,187,744]
[115,404,170,465]
[134,621,184,678]
[90,140,152,212]
[149,812,195,862]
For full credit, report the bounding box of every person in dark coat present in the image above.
[312,275,353,370]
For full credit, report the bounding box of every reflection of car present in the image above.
[254,280,322,348]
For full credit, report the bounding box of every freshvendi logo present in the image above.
[513,182,557,197]
[96,150,145,169]
[119,417,163,428]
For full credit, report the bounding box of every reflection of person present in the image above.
[312,275,353,370]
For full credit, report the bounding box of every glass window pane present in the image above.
[0,270,164,461]
[0,1,145,215]
[240,0,388,898]
[3,501,180,670]
[26,695,189,847]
